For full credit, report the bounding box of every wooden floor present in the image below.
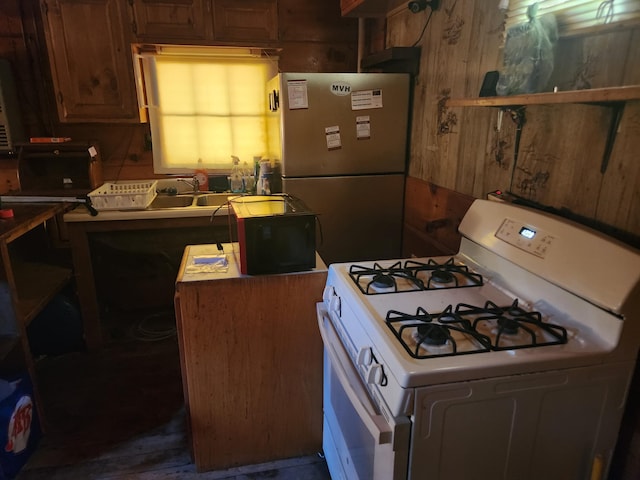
[18,308,331,479]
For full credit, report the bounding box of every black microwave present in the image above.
[230,195,316,275]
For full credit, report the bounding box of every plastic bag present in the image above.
[496,4,558,96]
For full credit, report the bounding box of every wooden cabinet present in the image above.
[40,0,139,123]
[0,203,72,428]
[212,0,277,42]
[129,0,278,44]
[174,244,326,472]
[66,214,232,350]
[128,0,212,42]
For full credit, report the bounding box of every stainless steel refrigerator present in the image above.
[265,72,410,265]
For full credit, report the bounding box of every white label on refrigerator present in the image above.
[356,116,371,139]
[287,80,309,109]
[351,89,383,110]
[325,126,342,150]
[330,82,352,96]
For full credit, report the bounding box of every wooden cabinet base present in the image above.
[175,251,327,472]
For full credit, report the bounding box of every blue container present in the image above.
[0,373,41,479]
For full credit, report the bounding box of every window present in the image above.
[503,0,640,38]
[134,46,279,174]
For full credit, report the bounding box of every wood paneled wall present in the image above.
[384,0,640,243]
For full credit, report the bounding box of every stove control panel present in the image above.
[495,218,555,258]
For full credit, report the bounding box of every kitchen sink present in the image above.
[148,195,195,209]
[147,193,232,209]
[195,193,232,207]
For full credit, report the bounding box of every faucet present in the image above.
[177,176,199,193]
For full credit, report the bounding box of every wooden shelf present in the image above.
[14,262,72,326]
[447,85,640,108]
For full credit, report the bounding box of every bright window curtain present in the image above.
[141,50,277,173]
[504,0,640,38]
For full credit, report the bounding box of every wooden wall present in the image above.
[0,0,359,189]
[384,0,640,244]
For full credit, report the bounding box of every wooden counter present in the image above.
[65,211,231,349]
[174,244,327,472]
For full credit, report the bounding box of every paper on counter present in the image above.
[185,254,229,274]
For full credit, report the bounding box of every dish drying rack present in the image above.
[88,181,158,211]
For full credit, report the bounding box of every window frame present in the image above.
[133,45,279,175]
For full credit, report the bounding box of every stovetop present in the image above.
[324,251,623,389]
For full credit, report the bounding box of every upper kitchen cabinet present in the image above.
[40,0,139,123]
[212,0,277,43]
[128,0,213,42]
[129,0,278,44]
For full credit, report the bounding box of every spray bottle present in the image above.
[230,156,244,193]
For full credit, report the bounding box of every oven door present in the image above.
[317,304,410,480]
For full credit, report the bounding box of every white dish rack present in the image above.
[88,181,158,211]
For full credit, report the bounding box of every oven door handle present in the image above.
[318,306,393,445]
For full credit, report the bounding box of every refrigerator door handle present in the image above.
[269,90,279,112]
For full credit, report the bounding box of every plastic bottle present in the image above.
[230,156,244,193]
[194,158,208,192]
[242,161,255,194]
[258,159,272,195]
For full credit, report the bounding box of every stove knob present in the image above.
[322,285,334,304]
[329,295,341,317]
[367,364,384,385]
[357,347,373,366]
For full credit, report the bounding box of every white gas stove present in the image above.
[318,199,640,480]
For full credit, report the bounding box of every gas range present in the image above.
[319,200,640,480]
[325,199,640,386]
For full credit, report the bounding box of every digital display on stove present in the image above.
[519,226,536,239]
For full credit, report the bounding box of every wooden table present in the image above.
[0,202,71,428]
[174,244,327,472]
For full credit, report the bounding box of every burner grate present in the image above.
[405,258,483,289]
[386,306,492,359]
[349,258,483,295]
[349,261,424,294]
[386,300,568,359]
[457,299,568,350]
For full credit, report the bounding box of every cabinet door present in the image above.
[41,0,139,123]
[212,0,278,43]
[130,0,213,42]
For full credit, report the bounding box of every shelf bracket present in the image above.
[502,106,526,191]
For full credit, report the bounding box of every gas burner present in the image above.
[416,324,449,346]
[430,269,455,285]
[404,258,483,290]
[497,317,520,335]
[349,262,425,294]
[386,306,492,359]
[372,273,394,288]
